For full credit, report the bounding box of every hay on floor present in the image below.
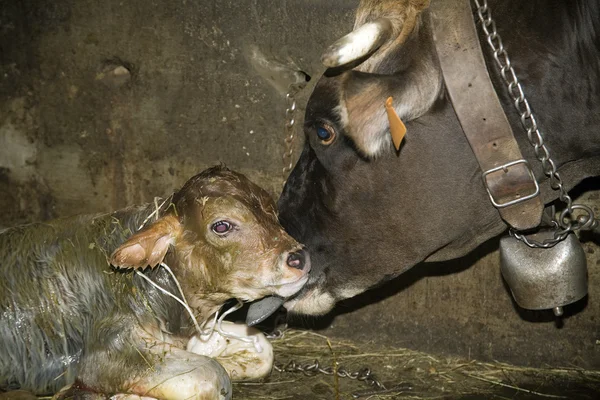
[233,329,600,400]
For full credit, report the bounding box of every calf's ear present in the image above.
[110,214,182,270]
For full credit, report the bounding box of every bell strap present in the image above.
[430,0,543,230]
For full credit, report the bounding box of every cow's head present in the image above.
[279,0,505,315]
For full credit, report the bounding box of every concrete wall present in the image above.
[1,0,598,368]
[0,0,357,227]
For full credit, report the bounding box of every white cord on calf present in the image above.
[215,300,263,353]
[136,263,262,353]
[135,270,204,336]
[160,262,192,312]
[137,196,170,231]
[200,309,219,338]
[160,262,221,337]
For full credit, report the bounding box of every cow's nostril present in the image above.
[287,251,305,270]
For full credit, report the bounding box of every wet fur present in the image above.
[0,205,176,394]
[0,166,302,395]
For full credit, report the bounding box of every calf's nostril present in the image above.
[286,251,305,270]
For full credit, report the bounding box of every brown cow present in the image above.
[0,166,310,399]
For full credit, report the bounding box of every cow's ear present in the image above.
[110,214,182,270]
[339,68,440,157]
[324,0,441,157]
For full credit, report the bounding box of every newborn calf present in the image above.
[0,166,309,399]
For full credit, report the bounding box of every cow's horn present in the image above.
[321,18,393,68]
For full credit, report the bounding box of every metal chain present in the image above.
[276,81,400,397]
[267,320,397,398]
[273,359,391,398]
[282,83,305,184]
[473,0,598,247]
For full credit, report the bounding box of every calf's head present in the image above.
[111,166,310,317]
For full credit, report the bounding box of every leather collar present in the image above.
[430,0,543,230]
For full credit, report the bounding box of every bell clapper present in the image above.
[553,306,564,317]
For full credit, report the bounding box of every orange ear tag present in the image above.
[385,97,407,151]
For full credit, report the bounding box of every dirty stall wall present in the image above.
[1,0,599,370]
[0,0,358,228]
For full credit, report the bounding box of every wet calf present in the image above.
[0,166,309,399]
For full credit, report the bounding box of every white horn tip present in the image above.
[321,18,393,68]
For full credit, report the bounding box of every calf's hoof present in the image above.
[127,351,231,400]
[187,321,274,380]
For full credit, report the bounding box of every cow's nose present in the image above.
[287,250,308,270]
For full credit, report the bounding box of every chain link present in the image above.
[267,322,394,397]
[276,79,410,398]
[282,83,306,184]
[273,359,391,398]
[473,0,597,247]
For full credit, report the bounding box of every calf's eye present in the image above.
[211,220,233,235]
[316,124,336,145]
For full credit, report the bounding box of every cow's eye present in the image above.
[211,220,233,235]
[316,125,336,145]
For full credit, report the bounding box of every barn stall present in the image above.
[0,0,598,399]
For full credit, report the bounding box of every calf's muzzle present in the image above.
[286,249,309,271]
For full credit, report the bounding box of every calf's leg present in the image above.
[123,348,231,400]
[74,336,231,400]
[187,322,273,381]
